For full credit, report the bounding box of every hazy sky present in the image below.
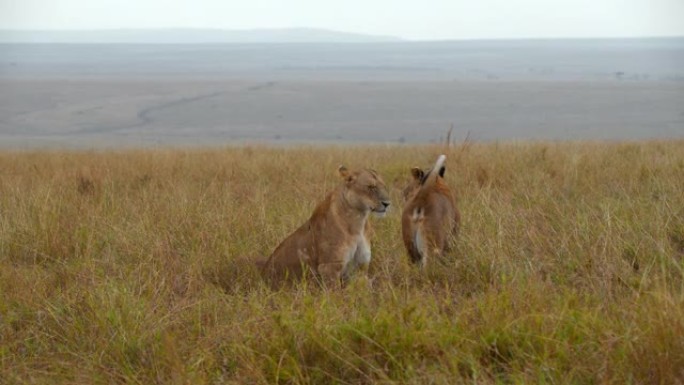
[1,0,683,40]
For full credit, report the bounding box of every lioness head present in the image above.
[402,164,446,202]
[338,165,391,215]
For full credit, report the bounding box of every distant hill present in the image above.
[0,28,403,44]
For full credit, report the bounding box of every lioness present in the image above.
[401,154,460,267]
[259,165,390,288]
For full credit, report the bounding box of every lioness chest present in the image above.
[340,233,371,277]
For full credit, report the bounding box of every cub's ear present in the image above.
[410,167,424,181]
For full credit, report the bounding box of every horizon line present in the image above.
[1,27,683,43]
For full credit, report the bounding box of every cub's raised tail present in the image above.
[421,154,446,189]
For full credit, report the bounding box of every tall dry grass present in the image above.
[1,142,683,384]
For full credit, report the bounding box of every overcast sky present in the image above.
[1,0,683,40]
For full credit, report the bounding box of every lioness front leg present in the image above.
[317,262,346,289]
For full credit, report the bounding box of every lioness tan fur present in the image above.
[401,154,460,267]
[259,165,390,288]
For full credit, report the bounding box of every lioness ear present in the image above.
[410,167,424,181]
[438,166,446,178]
[338,165,352,179]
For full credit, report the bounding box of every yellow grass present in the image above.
[1,141,683,384]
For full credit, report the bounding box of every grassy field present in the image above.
[1,141,683,384]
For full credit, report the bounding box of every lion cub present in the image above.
[402,154,460,267]
[260,165,390,288]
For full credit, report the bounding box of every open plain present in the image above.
[1,40,683,147]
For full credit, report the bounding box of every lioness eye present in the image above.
[368,185,377,191]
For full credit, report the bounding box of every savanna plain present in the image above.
[1,142,683,384]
